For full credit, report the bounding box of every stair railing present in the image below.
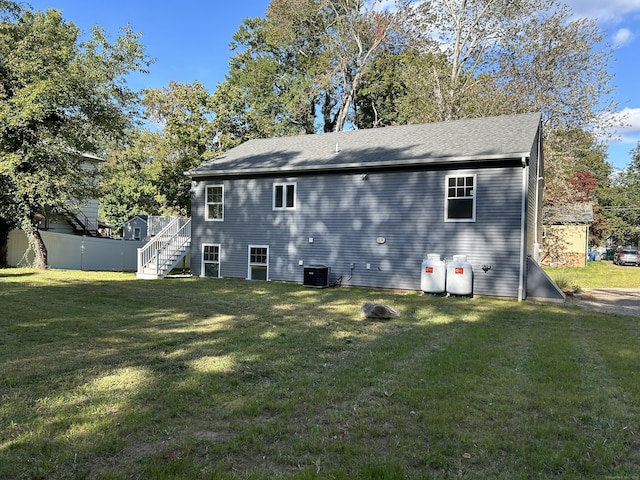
[137,217,191,277]
[156,218,191,276]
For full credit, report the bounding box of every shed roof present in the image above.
[544,203,594,225]
[188,112,542,177]
[122,214,148,226]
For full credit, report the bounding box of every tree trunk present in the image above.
[22,221,48,269]
[334,70,363,132]
[0,218,10,267]
[32,229,48,269]
[334,88,354,132]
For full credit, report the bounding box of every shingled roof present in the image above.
[544,203,594,225]
[187,112,542,177]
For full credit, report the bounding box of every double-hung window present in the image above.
[273,183,296,210]
[445,174,476,222]
[202,244,221,278]
[248,245,269,281]
[205,185,224,221]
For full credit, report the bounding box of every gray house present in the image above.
[186,112,563,301]
[122,214,148,240]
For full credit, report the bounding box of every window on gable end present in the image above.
[273,183,296,210]
[445,174,476,222]
[205,185,224,221]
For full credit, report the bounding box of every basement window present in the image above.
[202,244,220,278]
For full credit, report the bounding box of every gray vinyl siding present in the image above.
[122,216,148,240]
[191,165,524,297]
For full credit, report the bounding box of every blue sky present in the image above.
[26,0,640,170]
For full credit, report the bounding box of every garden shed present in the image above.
[122,215,148,241]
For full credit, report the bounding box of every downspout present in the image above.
[585,225,589,267]
[533,129,544,263]
[518,156,528,302]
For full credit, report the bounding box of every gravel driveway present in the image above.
[566,288,640,317]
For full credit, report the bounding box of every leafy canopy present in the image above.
[0,3,151,266]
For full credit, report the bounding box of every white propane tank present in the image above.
[421,254,446,294]
[446,255,473,296]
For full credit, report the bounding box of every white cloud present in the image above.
[563,0,640,24]
[614,27,636,45]
[609,107,640,144]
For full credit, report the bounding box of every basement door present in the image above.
[248,245,269,281]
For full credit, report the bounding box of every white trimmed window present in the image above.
[202,244,221,278]
[248,245,269,281]
[205,185,224,221]
[273,183,296,210]
[445,174,476,222]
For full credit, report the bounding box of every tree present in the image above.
[319,0,392,131]
[214,0,401,139]
[99,130,165,231]
[0,5,151,268]
[142,81,217,215]
[495,3,618,136]
[605,143,640,246]
[211,0,620,244]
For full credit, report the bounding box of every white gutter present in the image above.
[518,156,529,301]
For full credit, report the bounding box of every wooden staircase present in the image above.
[60,207,101,236]
[136,217,191,279]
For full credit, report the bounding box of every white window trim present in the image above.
[247,244,269,281]
[201,243,221,278]
[444,173,476,223]
[205,184,224,221]
[272,182,296,210]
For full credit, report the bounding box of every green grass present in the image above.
[1,268,640,479]
[544,260,640,289]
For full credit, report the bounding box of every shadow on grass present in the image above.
[1,270,639,479]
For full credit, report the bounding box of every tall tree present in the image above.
[495,3,618,137]
[0,5,151,268]
[402,0,619,133]
[142,81,217,215]
[401,0,525,121]
[99,130,166,231]
[214,0,401,140]
[605,143,640,246]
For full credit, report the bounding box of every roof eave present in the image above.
[186,152,531,178]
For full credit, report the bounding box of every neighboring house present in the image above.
[122,215,148,240]
[184,112,563,302]
[7,152,145,271]
[542,203,594,267]
[35,153,105,237]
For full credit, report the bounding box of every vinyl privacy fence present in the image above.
[7,230,146,271]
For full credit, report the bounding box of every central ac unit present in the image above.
[303,265,329,288]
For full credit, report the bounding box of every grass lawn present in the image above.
[1,267,640,479]
[544,260,640,290]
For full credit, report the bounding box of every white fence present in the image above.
[7,230,146,271]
